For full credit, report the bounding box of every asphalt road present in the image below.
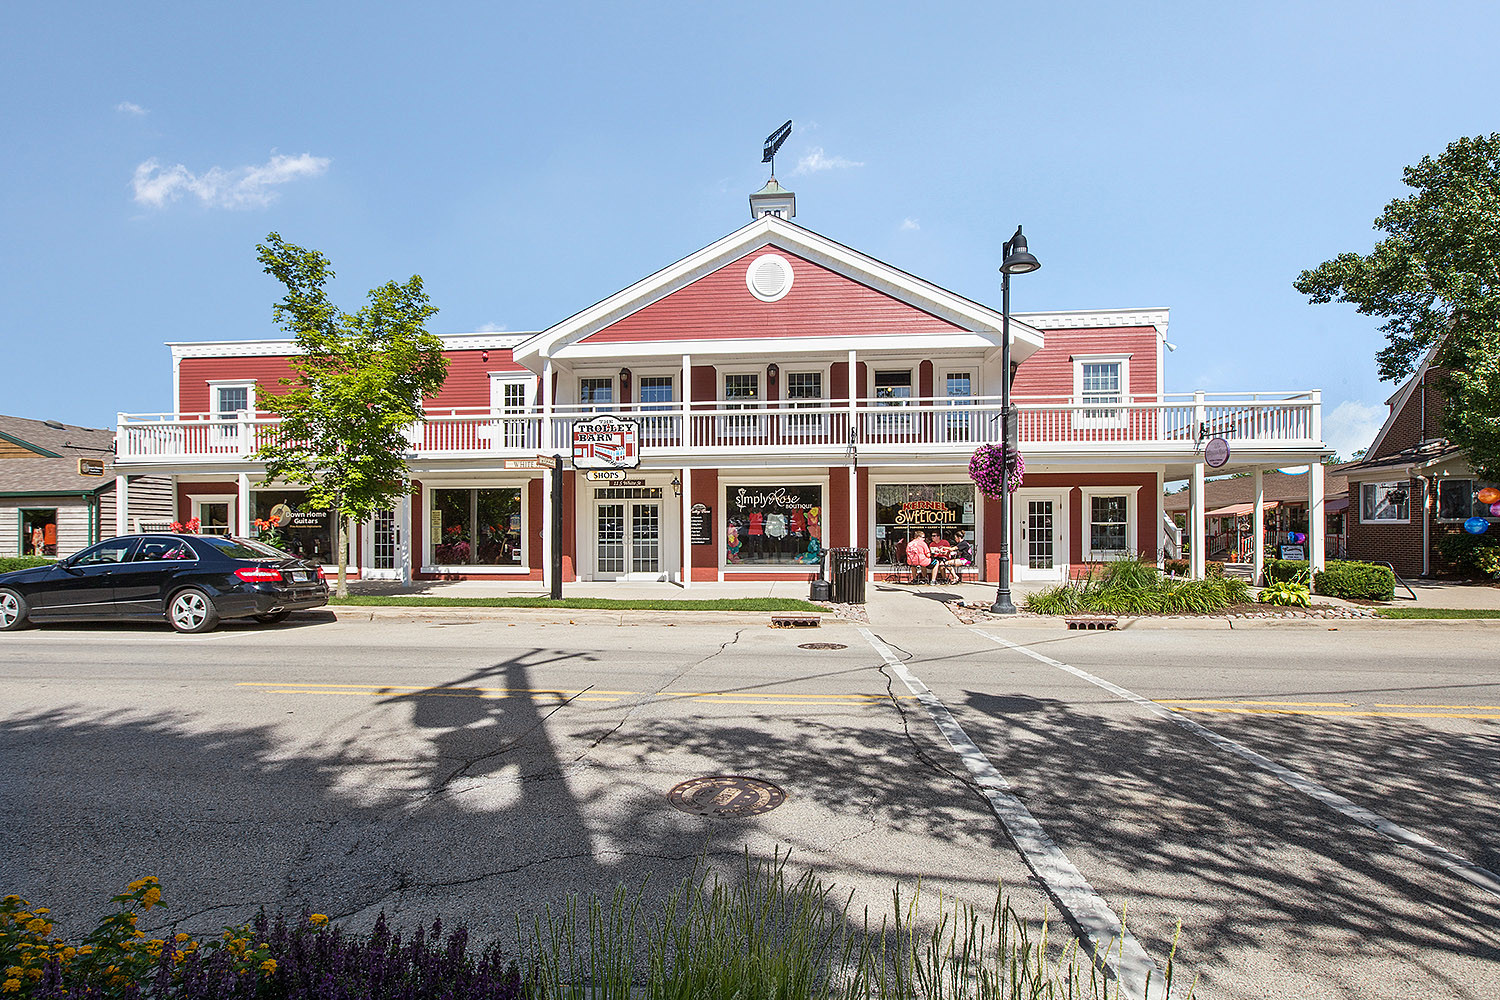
[2,613,1498,998]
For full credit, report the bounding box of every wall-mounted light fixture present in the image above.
[619,367,632,401]
[670,476,682,498]
[766,362,779,383]
[481,350,489,363]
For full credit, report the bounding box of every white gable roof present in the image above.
[512,215,1046,367]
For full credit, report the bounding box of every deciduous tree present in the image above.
[1295,133,1500,477]
[254,234,448,595]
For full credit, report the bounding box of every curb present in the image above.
[325,605,856,627]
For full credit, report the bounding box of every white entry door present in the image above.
[1012,489,1069,582]
[594,488,666,581]
[363,508,401,580]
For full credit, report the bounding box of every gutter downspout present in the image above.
[1421,475,1430,578]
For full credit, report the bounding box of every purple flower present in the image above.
[969,445,1024,498]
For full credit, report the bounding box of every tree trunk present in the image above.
[336,514,349,598]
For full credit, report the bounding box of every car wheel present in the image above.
[253,610,291,624]
[168,588,220,634]
[0,588,32,631]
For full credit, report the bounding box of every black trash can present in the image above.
[830,547,868,605]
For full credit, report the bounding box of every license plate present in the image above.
[291,571,311,582]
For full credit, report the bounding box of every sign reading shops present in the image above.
[893,499,957,526]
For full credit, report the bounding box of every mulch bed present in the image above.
[948,600,1379,624]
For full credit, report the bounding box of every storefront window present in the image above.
[21,509,58,557]
[432,487,523,566]
[1089,495,1129,556]
[725,485,822,567]
[253,491,341,562]
[875,484,976,568]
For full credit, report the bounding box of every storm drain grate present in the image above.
[770,614,821,629]
[1065,617,1119,631]
[668,776,787,818]
[797,642,847,650]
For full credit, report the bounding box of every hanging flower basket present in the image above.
[969,445,1024,499]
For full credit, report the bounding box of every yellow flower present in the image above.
[23,970,41,982]
[25,918,46,934]
[32,909,48,915]
[308,913,329,927]
[75,946,93,956]
[259,959,277,976]
[2,970,17,979]
[60,948,75,961]
[126,913,138,926]
[174,933,190,943]
[2,895,22,905]
[1,979,19,993]
[141,888,162,910]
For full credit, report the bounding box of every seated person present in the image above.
[928,534,956,584]
[951,529,975,578]
[904,531,932,583]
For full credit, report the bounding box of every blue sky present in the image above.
[3,1,1496,461]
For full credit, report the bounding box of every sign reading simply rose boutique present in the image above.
[724,486,823,567]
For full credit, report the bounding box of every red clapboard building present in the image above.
[112,180,1330,585]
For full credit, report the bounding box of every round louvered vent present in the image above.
[746,253,794,302]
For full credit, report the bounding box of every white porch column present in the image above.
[847,349,858,555]
[1309,461,1326,573]
[1253,467,1266,587]
[680,467,692,588]
[541,358,555,591]
[114,475,129,537]
[1189,461,1206,579]
[236,473,251,537]
[398,491,413,584]
[681,353,692,449]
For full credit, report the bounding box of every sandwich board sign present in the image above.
[572,416,640,469]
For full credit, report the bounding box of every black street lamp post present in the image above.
[992,225,1041,615]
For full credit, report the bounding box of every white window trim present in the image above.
[1071,354,1131,430]
[718,366,767,440]
[1434,477,1500,522]
[630,369,679,408]
[187,493,236,536]
[867,365,917,403]
[1360,481,1412,524]
[719,475,830,577]
[422,483,532,574]
[869,477,982,575]
[779,365,832,403]
[208,380,257,416]
[1080,486,1141,561]
[937,364,980,444]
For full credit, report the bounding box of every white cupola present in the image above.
[749,178,796,221]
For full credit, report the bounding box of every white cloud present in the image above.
[115,101,148,116]
[900,217,920,231]
[131,152,330,210]
[1323,398,1386,459]
[475,322,507,332]
[790,147,864,175]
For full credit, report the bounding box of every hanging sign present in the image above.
[586,470,627,482]
[77,458,105,477]
[690,503,712,546]
[1205,437,1230,469]
[572,416,640,469]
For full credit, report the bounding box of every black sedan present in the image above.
[0,534,329,634]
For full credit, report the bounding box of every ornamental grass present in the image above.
[1024,556,1250,616]
[6,854,1193,999]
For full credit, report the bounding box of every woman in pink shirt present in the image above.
[904,530,932,584]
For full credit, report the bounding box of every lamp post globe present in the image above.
[992,225,1040,615]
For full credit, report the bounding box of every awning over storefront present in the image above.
[1205,501,1279,517]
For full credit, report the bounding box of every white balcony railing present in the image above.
[115,391,1322,464]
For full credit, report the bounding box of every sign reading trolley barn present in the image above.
[571,416,641,469]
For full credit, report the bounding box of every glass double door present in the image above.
[595,492,663,580]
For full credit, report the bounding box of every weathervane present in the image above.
[762,120,792,175]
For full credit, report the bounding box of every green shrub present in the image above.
[1023,556,1248,615]
[1259,577,1311,607]
[1312,560,1395,601]
[0,556,52,574]
[1265,559,1309,584]
[1435,531,1500,576]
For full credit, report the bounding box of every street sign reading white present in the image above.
[502,456,560,470]
[572,416,640,469]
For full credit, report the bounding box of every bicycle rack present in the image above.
[1372,560,1418,600]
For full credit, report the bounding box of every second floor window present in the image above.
[1080,362,1122,412]
[786,372,822,405]
[580,377,614,412]
[874,370,912,405]
[639,376,674,410]
[724,373,759,407]
[216,385,250,419]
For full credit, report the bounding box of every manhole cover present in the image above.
[668,776,787,818]
[798,642,847,650]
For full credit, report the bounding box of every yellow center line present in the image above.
[238,682,635,695]
[1155,699,1355,707]
[663,691,911,700]
[1372,703,1500,710]
[264,689,620,702]
[1171,706,1500,720]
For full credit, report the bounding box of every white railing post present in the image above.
[238,410,253,458]
[682,353,692,449]
[1309,389,1322,444]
